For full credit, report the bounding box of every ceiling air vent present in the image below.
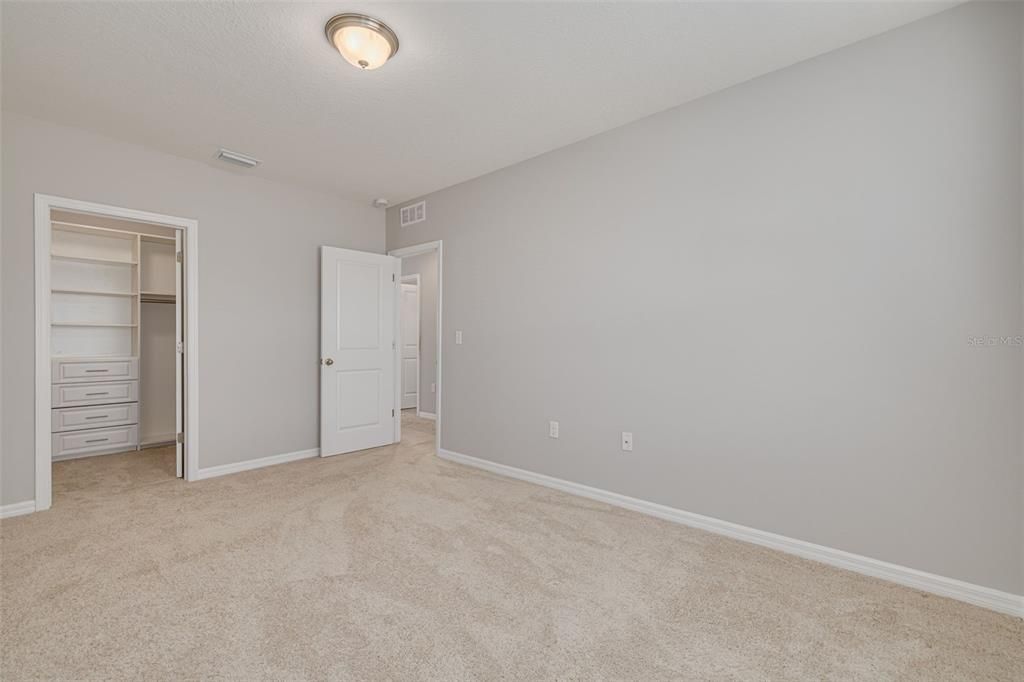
[215,148,261,169]
[400,201,426,227]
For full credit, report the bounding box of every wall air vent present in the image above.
[215,148,261,169]
[400,201,426,227]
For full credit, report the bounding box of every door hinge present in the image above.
[176,432,184,444]
[176,341,183,353]
[176,251,183,263]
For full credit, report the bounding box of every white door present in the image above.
[174,231,183,477]
[400,279,420,410]
[320,246,399,456]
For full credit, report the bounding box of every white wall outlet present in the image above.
[549,421,559,438]
[455,330,463,345]
[621,432,633,452]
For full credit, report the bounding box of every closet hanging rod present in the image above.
[140,296,176,304]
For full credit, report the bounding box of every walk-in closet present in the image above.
[48,208,184,480]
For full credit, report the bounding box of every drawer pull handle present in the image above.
[84,415,110,420]
[85,392,109,396]
[85,438,109,443]
[84,369,109,373]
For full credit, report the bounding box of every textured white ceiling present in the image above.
[2,1,959,204]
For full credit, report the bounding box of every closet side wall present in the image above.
[140,302,175,445]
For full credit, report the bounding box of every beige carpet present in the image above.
[2,413,1021,680]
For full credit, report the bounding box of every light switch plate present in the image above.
[455,330,463,345]
[621,432,633,451]
[549,421,559,438]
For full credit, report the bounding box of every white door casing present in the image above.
[320,246,399,456]
[175,231,183,477]
[400,277,420,410]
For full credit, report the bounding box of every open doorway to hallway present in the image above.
[391,241,442,450]
[400,409,435,448]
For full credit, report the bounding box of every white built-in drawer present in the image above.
[52,403,138,433]
[51,425,138,460]
[51,380,138,408]
[52,357,138,384]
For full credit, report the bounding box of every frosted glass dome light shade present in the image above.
[325,14,399,70]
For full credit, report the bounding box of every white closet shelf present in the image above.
[52,288,138,297]
[51,254,137,266]
[140,290,175,296]
[52,322,138,328]
[52,221,140,238]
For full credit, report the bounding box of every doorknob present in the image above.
[324,358,334,366]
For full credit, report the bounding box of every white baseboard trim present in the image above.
[0,500,37,519]
[194,448,319,481]
[417,411,437,420]
[438,448,1023,619]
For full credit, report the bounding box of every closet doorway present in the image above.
[34,195,200,511]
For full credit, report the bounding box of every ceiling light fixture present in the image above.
[325,13,399,71]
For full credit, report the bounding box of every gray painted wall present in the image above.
[388,2,1024,593]
[401,251,439,415]
[1,112,383,505]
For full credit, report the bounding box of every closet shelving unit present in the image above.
[51,223,139,357]
[50,220,177,459]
